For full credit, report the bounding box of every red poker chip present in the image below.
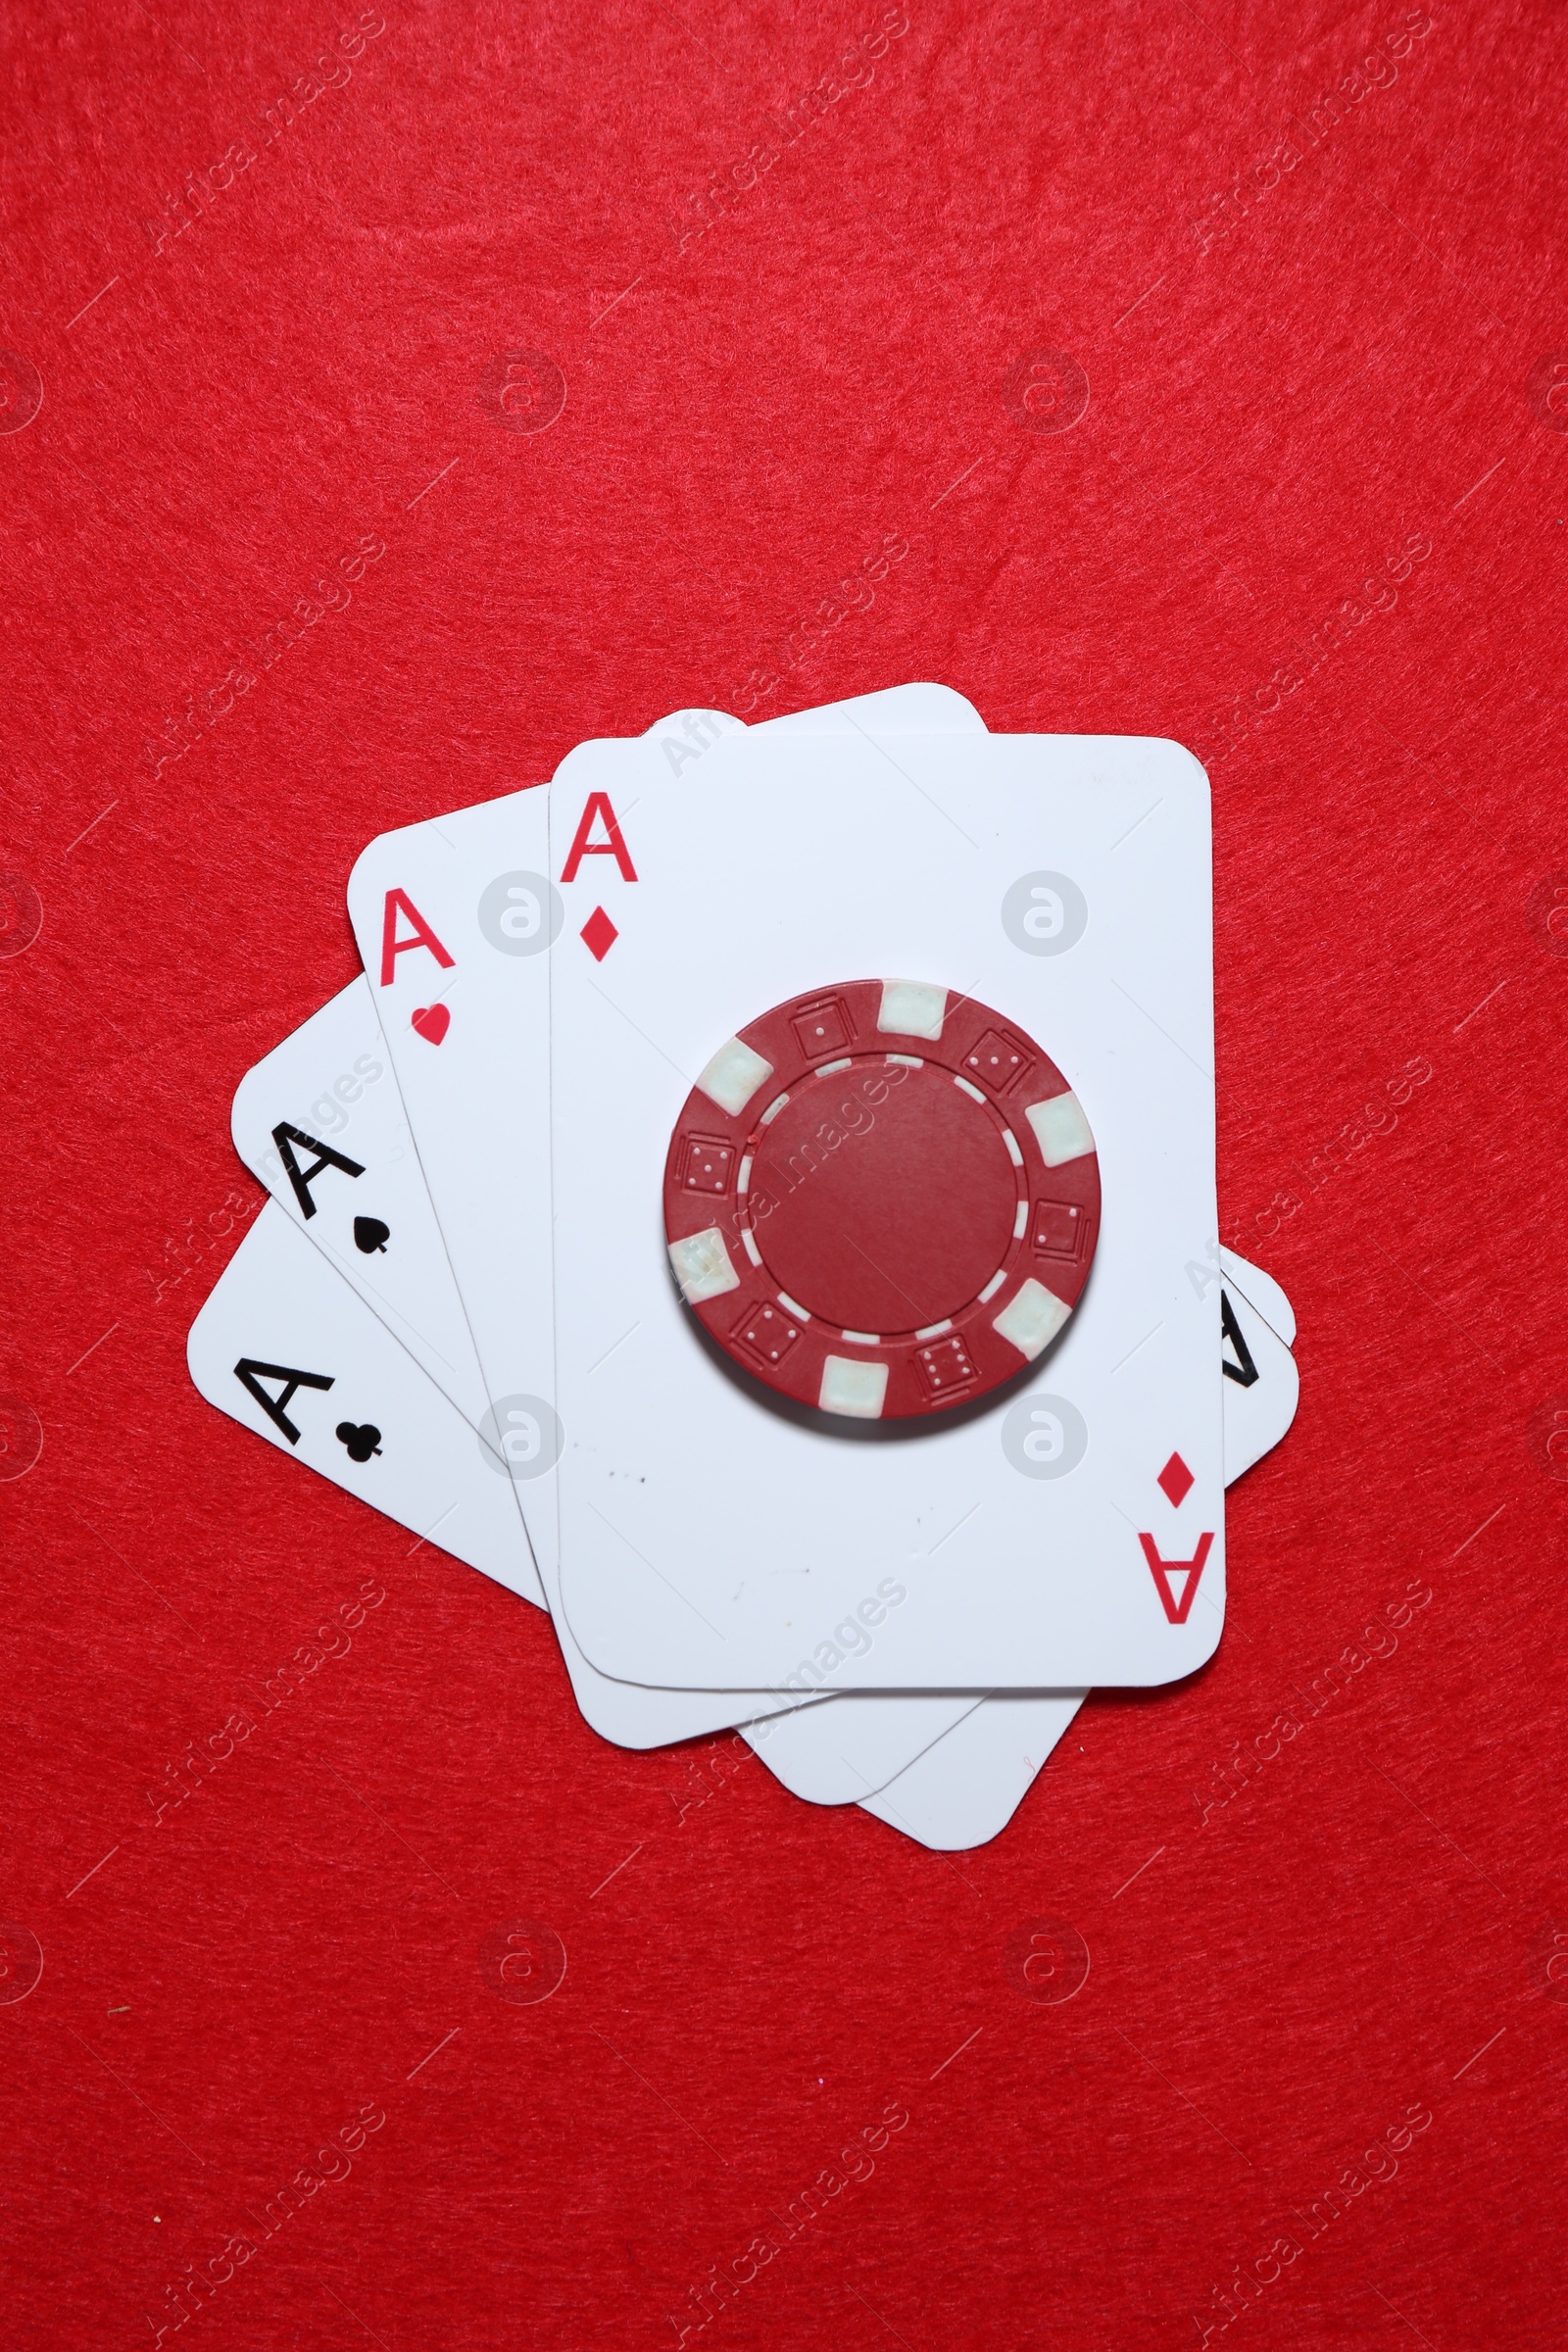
[662,979,1101,1421]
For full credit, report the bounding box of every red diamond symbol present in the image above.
[580,906,617,961]
[1157,1451,1194,1507]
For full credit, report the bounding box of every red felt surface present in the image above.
[2,2,1565,2344]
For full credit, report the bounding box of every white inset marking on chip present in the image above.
[737,1154,753,1194]
[878,980,947,1040]
[1012,1200,1028,1240]
[668,1226,741,1304]
[776,1290,811,1321]
[760,1092,790,1125]
[954,1075,986,1104]
[697,1037,775,1117]
[741,1228,762,1266]
[841,1330,881,1346]
[887,1054,923,1068]
[1025,1091,1095,1167]
[815,1057,852,1077]
[818,1356,889,1418]
[1002,1126,1023,1166]
[993,1277,1072,1361]
[915,1319,954,1341]
[978,1267,1007,1303]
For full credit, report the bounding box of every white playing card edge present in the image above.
[1219,1247,1297,1348]
[735,1690,988,1805]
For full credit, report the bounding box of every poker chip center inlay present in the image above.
[749,1058,1019,1332]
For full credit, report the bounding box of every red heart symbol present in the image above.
[411,1003,450,1046]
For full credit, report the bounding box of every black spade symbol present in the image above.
[354,1216,391,1254]
[335,1421,383,1463]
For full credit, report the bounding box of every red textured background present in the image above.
[3,1,1566,2344]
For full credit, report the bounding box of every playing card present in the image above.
[1218,1269,1298,1480]
[343,784,820,1746]
[563,685,1000,1796]
[740,1689,987,1803]
[855,1255,1298,1843]
[559,683,1006,1789]
[645,685,985,768]
[859,1690,1086,1850]
[341,689,993,1760]
[746,683,989,736]
[186,1202,546,1608]
[549,727,1220,1690]
[1218,1245,1296,1348]
[231,978,493,1429]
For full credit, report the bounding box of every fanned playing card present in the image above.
[342,690,997,1771]
[549,726,1220,1690]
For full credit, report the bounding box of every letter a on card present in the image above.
[1139,1532,1214,1625]
[559,792,637,882]
[380,889,455,985]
